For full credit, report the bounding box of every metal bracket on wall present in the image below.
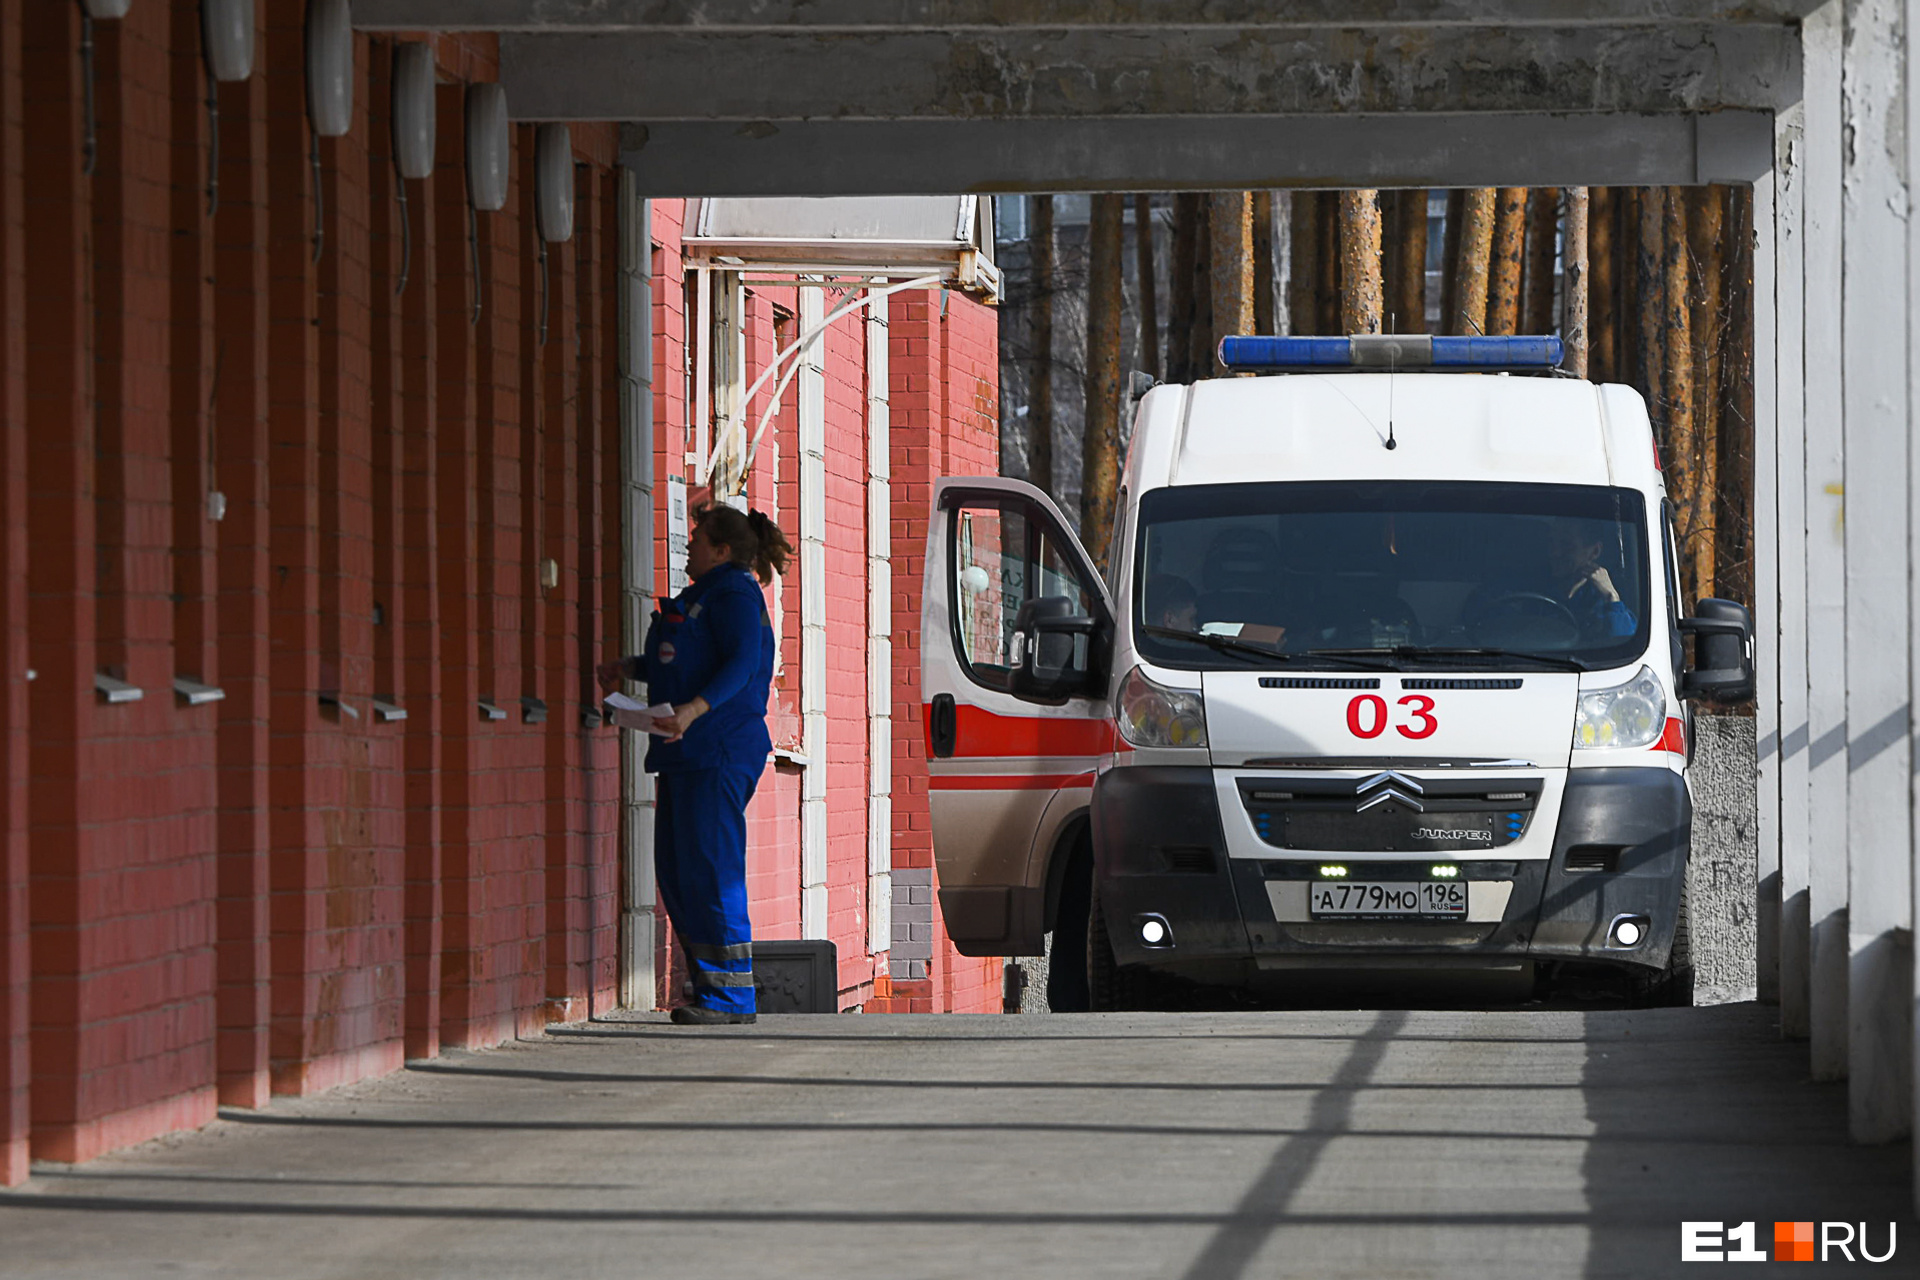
[318,692,360,720]
[581,705,608,730]
[94,673,143,704]
[520,695,548,725]
[371,697,407,722]
[172,677,225,706]
[478,699,507,722]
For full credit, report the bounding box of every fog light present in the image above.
[1136,914,1173,949]
[1609,914,1649,947]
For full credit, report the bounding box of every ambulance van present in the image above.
[920,334,1754,1009]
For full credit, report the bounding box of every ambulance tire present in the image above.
[1630,880,1694,1008]
[1086,886,1162,1011]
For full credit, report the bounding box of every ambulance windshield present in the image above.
[1133,480,1651,671]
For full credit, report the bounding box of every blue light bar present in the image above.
[1218,333,1565,373]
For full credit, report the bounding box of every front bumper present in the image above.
[1090,765,1689,976]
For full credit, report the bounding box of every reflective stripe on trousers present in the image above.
[655,765,759,1014]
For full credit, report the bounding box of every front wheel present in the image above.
[1087,885,1168,1011]
[1630,880,1694,1008]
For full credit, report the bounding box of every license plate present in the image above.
[1308,880,1468,918]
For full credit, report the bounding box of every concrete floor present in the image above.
[0,1004,1907,1279]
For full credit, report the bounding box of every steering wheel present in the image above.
[1468,591,1581,648]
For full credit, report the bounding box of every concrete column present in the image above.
[1772,99,1813,1040]
[1753,155,1782,1008]
[1841,0,1913,1145]
[1801,1,1851,1084]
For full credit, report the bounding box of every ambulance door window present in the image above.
[952,499,1096,693]
[953,504,1032,690]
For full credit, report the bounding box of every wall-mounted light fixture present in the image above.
[197,0,253,216]
[306,0,351,136]
[304,0,352,263]
[464,83,509,323]
[534,123,573,344]
[200,0,253,82]
[389,41,436,295]
[535,123,574,244]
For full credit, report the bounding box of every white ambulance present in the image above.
[920,334,1753,1010]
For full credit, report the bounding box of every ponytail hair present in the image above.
[694,503,794,585]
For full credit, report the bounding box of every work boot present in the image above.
[670,1004,757,1026]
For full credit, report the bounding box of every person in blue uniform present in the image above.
[597,504,791,1025]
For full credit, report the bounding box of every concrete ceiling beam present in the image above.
[354,1,1824,33]
[618,110,1773,195]
[493,25,1798,120]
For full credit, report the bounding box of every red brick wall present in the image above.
[0,11,629,1181]
[0,5,1007,1181]
[875,290,1004,1015]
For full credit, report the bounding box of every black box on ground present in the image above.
[753,939,838,1013]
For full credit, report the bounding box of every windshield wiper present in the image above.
[1139,624,1286,664]
[1308,645,1590,673]
[1141,626,1398,671]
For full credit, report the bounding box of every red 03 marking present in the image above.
[1346,694,1439,740]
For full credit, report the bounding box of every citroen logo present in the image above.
[1355,769,1424,813]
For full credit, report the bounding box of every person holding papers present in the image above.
[596,504,791,1025]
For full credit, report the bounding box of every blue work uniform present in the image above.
[1568,578,1637,638]
[633,561,775,1015]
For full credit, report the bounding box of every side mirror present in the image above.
[1009,596,1100,701]
[1677,597,1754,703]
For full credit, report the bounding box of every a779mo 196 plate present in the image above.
[1307,880,1468,918]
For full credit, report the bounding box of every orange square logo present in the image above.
[1775,1221,1816,1262]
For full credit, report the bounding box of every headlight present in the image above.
[1573,665,1666,750]
[1116,665,1207,749]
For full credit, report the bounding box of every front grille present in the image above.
[1239,774,1541,853]
[1258,677,1381,689]
[1399,678,1524,690]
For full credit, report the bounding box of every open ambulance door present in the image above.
[921,477,1116,956]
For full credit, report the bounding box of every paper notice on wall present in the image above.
[666,476,689,596]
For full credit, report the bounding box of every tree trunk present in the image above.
[1251,191,1277,336]
[1081,194,1125,569]
[1634,187,1666,417]
[1440,189,1466,338]
[1449,189,1495,336]
[1339,190,1384,335]
[1388,188,1428,332]
[1660,187,1697,601]
[1589,186,1616,382]
[1288,188,1322,336]
[1315,191,1342,336]
[1209,191,1253,364]
[1486,187,1527,335]
[1686,185,1724,600]
[1134,194,1160,380]
[1523,187,1559,334]
[1166,194,1199,382]
[1719,184,1755,605]
[1030,194,1055,497]
[1190,196,1215,377]
[1561,188,1589,378]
